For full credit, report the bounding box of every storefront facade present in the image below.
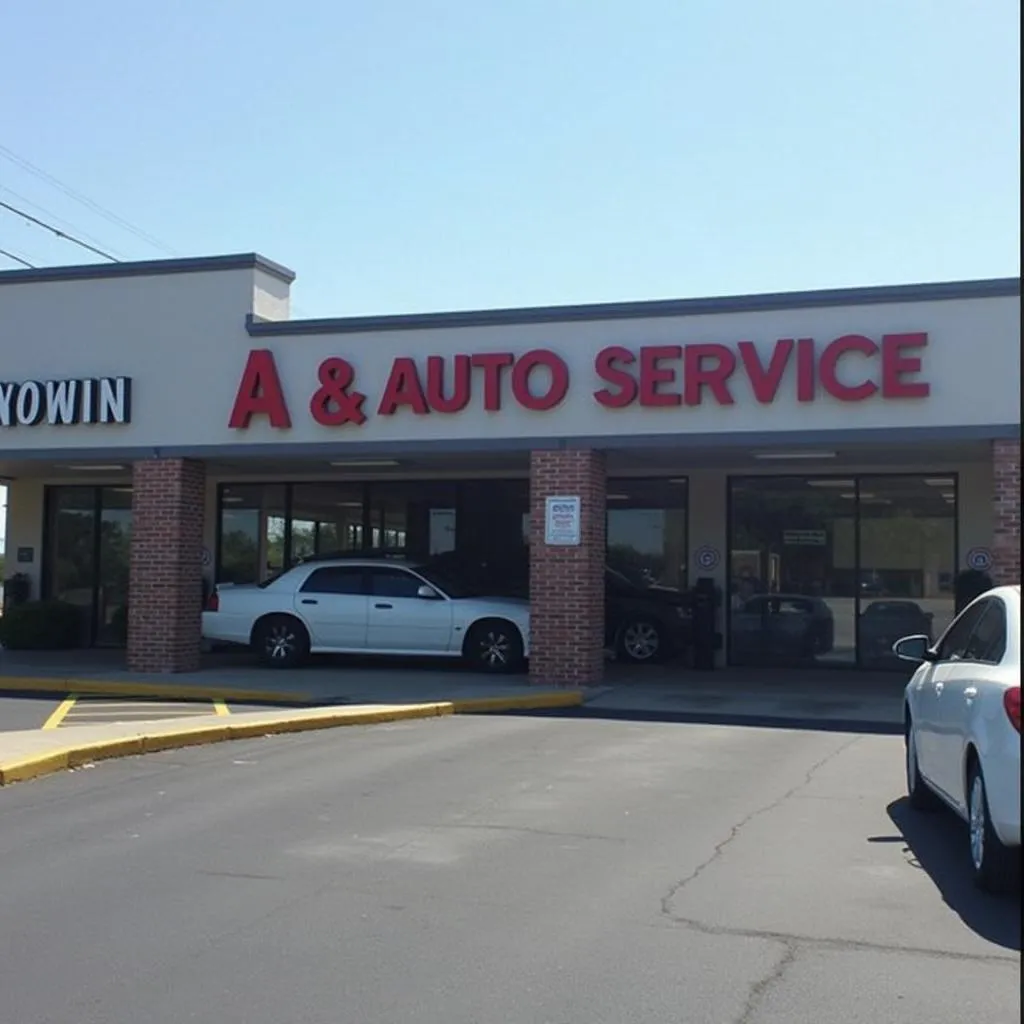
[1,254,1019,681]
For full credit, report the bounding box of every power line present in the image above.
[0,144,179,257]
[0,184,127,260]
[0,198,119,261]
[0,245,34,268]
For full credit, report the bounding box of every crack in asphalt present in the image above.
[660,736,861,915]
[735,942,798,1024]
[659,734,1018,969]
[435,823,628,843]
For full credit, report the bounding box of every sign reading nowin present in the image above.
[0,377,132,428]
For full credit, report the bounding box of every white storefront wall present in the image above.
[1,258,1018,645]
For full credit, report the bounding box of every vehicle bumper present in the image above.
[985,737,1021,849]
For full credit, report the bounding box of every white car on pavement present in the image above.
[898,584,1021,893]
[203,557,531,673]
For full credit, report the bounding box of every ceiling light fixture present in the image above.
[807,479,854,488]
[329,459,400,468]
[925,478,955,487]
[753,451,837,461]
[64,464,126,472]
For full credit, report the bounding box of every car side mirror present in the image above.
[893,634,935,664]
[416,584,441,600]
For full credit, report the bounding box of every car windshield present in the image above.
[416,564,482,599]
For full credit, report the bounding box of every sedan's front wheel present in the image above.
[464,620,524,674]
[252,614,311,669]
[967,761,1018,894]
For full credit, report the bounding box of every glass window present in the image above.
[290,483,365,563]
[857,476,956,667]
[937,600,988,662]
[218,485,287,585]
[728,477,855,666]
[368,567,425,598]
[96,487,133,646]
[47,487,97,646]
[300,566,366,595]
[606,477,688,591]
[368,481,460,558]
[962,601,1007,664]
[45,485,134,647]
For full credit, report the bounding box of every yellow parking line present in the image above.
[213,700,230,717]
[42,695,78,730]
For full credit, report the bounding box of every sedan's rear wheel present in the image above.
[464,620,524,674]
[252,614,310,669]
[967,761,1018,894]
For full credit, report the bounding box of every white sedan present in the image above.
[203,557,531,673]
[898,584,1021,893]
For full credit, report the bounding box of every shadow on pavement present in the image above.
[504,705,903,735]
[879,797,1021,950]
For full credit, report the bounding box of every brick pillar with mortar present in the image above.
[528,449,606,686]
[127,458,206,673]
[992,438,1021,586]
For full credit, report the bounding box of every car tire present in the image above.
[252,614,311,669]
[905,720,940,810]
[967,760,1018,894]
[618,619,666,665]
[463,619,524,674]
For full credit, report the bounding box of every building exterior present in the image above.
[1,254,1019,682]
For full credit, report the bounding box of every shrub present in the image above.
[0,600,84,650]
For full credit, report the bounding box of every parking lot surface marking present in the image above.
[41,695,78,731]
[57,698,225,728]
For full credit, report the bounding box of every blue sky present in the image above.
[0,0,1020,322]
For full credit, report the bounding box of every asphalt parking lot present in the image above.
[0,714,1018,1023]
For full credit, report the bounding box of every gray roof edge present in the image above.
[0,252,296,286]
[246,277,1022,337]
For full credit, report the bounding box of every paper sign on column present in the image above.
[544,496,582,546]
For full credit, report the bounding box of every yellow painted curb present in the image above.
[450,691,584,714]
[0,703,455,786]
[0,676,312,705]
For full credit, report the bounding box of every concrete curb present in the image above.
[0,676,313,705]
[0,703,454,786]
[0,691,585,787]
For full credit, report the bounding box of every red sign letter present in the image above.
[310,357,367,427]
[819,335,879,402]
[511,350,570,411]
[881,332,930,398]
[228,349,291,429]
[738,339,793,404]
[378,358,430,416]
[426,355,472,413]
[594,346,638,408]
[796,338,816,402]
[684,344,736,406]
[638,346,682,407]
[470,353,515,411]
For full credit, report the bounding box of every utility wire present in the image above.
[0,144,178,256]
[0,198,119,261]
[0,245,34,268]
[1,184,127,259]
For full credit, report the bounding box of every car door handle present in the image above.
[934,682,944,695]
[374,602,393,610]
[964,686,978,699]
[300,599,318,605]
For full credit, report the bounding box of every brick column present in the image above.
[528,449,606,686]
[128,459,205,673]
[992,438,1020,586]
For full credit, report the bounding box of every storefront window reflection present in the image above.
[218,485,287,584]
[857,476,956,668]
[290,483,364,562]
[606,478,688,591]
[727,475,957,670]
[45,485,133,646]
